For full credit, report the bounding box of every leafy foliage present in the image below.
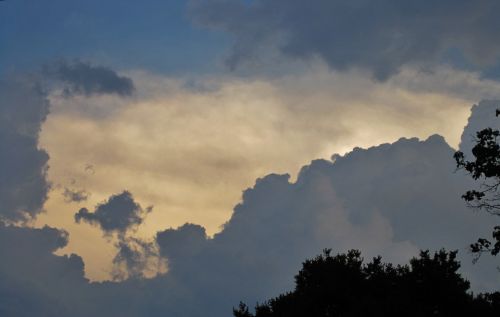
[454,110,500,258]
[234,249,500,317]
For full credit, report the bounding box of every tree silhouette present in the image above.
[454,110,500,258]
[234,249,500,317]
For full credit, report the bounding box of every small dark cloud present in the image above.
[112,237,162,281]
[75,191,152,236]
[190,0,500,80]
[62,188,90,203]
[45,60,135,97]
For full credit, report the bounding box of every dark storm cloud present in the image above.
[0,77,51,223]
[75,191,152,236]
[45,60,135,97]
[189,0,500,79]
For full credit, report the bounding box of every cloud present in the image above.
[45,60,135,97]
[2,61,494,315]
[156,223,208,262]
[97,114,495,316]
[112,237,165,281]
[75,191,152,236]
[0,223,87,317]
[0,72,86,314]
[71,190,161,281]
[189,0,500,79]
[62,187,90,203]
[0,76,51,223]
[459,100,500,156]
[0,61,131,223]
[73,191,163,282]
[145,132,497,317]
[3,101,500,317]
[38,66,500,260]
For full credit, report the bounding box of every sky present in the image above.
[1,1,500,316]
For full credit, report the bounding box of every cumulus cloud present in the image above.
[0,223,87,317]
[42,66,500,251]
[3,101,500,317]
[459,100,500,156]
[45,60,135,97]
[94,114,496,316]
[0,69,134,316]
[156,223,208,261]
[0,76,51,223]
[75,191,152,236]
[189,0,500,79]
[148,135,496,317]
[89,101,499,315]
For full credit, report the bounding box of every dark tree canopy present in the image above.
[454,110,500,258]
[234,249,500,317]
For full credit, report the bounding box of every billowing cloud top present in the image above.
[190,0,500,79]
[75,191,152,236]
[460,100,500,156]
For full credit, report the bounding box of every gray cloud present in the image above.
[89,119,493,316]
[0,61,132,224]
[45,60,135,97]
[62,188,90,203]
[75,191,152,236]
[0,73,85,315]
[86,101,500,315]
[459,100,500,156]
[112,237,162,281]
[189,0,500,80]
[0,76,51,223]
[0,223,87,317]
[2,101,500,316]
[156,223,208,261]
[148,135,497,316]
